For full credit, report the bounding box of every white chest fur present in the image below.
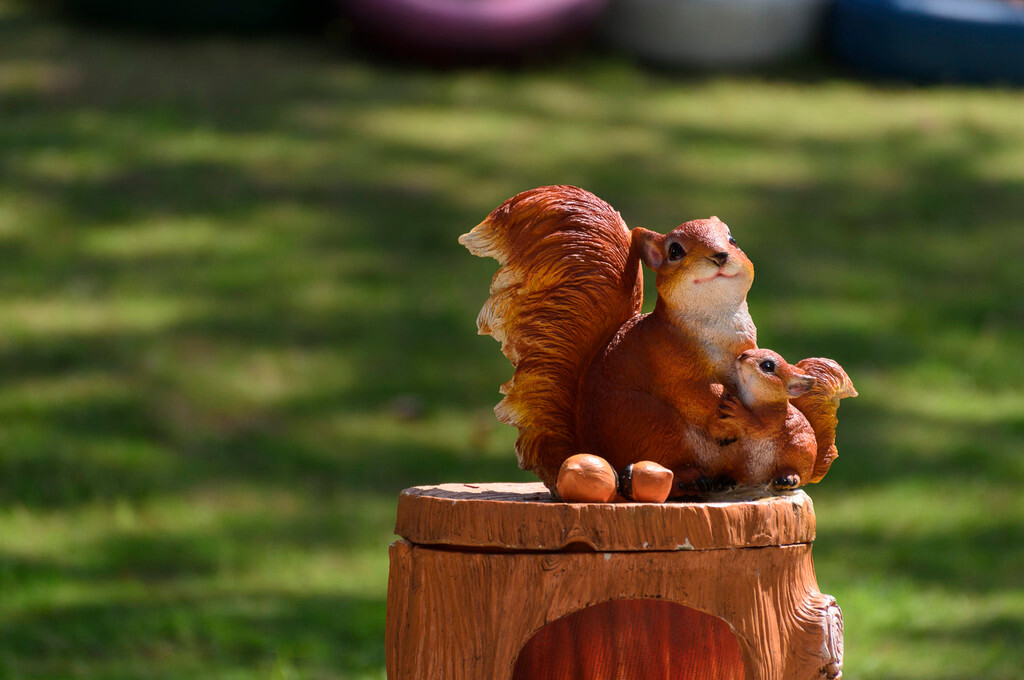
[671,301,756,379]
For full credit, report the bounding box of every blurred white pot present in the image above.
[602,0,828,68]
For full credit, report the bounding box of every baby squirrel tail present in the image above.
[459,186,643,488]
[792,357,858,483]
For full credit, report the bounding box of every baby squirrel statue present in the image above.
[709,349,857,490]
[460,185,856,501]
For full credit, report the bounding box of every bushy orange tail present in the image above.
[459,186,643,490]
[792,358,858,483]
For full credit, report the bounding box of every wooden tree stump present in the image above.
[386,483,843,680]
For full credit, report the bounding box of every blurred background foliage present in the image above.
[0,1,1022,679]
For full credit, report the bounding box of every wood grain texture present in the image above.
[394,483,816,551]
[386,541,843,680]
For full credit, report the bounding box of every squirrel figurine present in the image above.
[710,349,858,489]
[709,349,820,490]
[461,185,853,499]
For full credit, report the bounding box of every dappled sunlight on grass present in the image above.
[872,378,1024,424]
[1,483,394,676]
[834,583,1021,679]
[0,0,1020,677]
[0,296,189,334]
[814,479,1022,678]
[83,217,270,258]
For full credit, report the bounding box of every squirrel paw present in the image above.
[676,474,716,495]
[709,424,741,446]
[709,395,744,444]
[713,476,738,492]
[717,393,742,420]
[771,474,801,491]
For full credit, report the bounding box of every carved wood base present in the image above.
[386,483,843,680]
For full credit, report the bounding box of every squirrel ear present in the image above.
[632,227,665,271]
[786,373,815,398]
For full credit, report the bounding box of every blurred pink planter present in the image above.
[345,0,610,57]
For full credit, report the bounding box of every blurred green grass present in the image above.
[0,2,1022,678]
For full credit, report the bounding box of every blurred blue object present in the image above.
[601,0,830,69]
[832,0,1024,83]
[345,0,610,60]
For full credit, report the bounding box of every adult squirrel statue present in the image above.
[460,185,855,500]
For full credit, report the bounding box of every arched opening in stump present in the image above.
[511,598,745,680]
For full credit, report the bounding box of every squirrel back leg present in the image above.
[772,406,819,490]
[579,388,716,497]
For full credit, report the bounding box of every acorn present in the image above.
[619,461,674,503]
[556,454,618,503]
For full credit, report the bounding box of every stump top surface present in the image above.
[394,482,816,552]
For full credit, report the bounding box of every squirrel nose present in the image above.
[710,252,729,267]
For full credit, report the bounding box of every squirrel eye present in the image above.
[728,236,737,246]
[668,242,685,261]
[758,359,776,374]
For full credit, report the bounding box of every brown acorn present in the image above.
[556,454,618,503]
[619,461,674,503]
